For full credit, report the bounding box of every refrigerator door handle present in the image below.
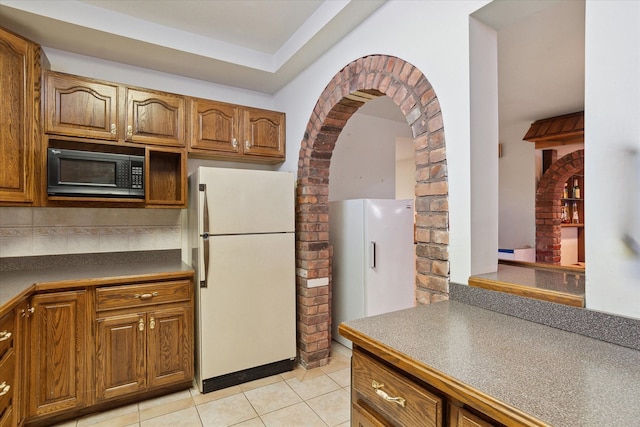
[370,241,376,269]
[199,184,210,288]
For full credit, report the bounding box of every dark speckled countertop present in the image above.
[0,251,193,309]
[341,301,640,427]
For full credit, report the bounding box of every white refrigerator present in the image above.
[329,199,415,348]
[188,167,296,393]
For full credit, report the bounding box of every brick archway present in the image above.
[295,55,449,368]
[535,150,584,263]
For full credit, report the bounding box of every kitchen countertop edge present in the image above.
[340,300,640,427]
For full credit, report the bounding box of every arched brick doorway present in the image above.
[295,55,450,368]
[536,149,585,263]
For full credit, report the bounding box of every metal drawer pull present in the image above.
[138,318,144,331]
[134,292,159,299]
[149,317,155,330]
[372,380,406,408]
[0,382,10,396]
[0,331,11,341]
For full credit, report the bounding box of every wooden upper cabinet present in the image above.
[242,107,285,161]
[44,71,186,148]
[45,71,119,141]
[125,88,185,147]
[0,27,40,205]
[188,98,285,164]
[189,98,240,154]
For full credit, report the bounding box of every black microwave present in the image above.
[47,148,145,198]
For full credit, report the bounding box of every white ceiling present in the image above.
[0,0,584,131]
[0,0,385,93]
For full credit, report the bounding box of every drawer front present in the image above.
[352,350,443,427]
[0,351,15,420]
[97,280,191,311]
[0,311,14,360]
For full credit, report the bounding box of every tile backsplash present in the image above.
[0,207,183,257]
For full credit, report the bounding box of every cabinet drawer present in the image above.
[97,280,191,311]
[0,351,15,420]
[0,311,14,360]
[352,350,443,427]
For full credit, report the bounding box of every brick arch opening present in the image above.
[535,149,585,263]
[295,55,450,368]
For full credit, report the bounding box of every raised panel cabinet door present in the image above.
[189,98,240,155]
[28,290,88,418]
[451,406,501,427]
[45,71,119,140]
[95,312,147,401]
[352,402,389,427]
[0,28,38,204]
[15,300,29,427]
[146,305,193,388]
[241,108,285,160]
[125,88,185,147]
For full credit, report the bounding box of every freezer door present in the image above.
[364,199,415,316]
[197,232,296,380]
[197,167,294,234]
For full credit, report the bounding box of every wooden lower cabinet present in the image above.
[27,291,88,420]
[95,280,193,402]
[16,276,193,426]
[350,347,503,427]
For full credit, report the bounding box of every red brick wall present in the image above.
[295,55,449,368]
[535,150,584,263]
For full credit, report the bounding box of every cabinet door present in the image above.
[450,405,501,427]
[15,301,29,427]
[146,305,193,388]
[189,98,241,155]
[125,88,185,147]
[95,312,146,401]
[0,28,38,204]
[352,401,389,427]
[28,291,88,418]
[45,71,119,141]
[241,108,285,160]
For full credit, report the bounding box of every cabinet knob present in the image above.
[245,140,251,150]
[110,124,117,135]
[0,382,10,397]
[22,306,35,317]
[149,317,155,330]
[127,125,133,138]
[232,138,238,148]
[0,331,11,342]
[138,318,144,331]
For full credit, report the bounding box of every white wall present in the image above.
[276,0,487,285]
[499,123,536,250]
[469,17,499,274]
[329,114,411,201]
[584,0,640,318]
[395,137,416,201]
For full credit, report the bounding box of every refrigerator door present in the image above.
[364,199,415,316]
[197,167,294,235]
[197,232,296,382]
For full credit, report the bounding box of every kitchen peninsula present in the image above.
[340,300,640,427]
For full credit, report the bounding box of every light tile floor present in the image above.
[53,341,352,427]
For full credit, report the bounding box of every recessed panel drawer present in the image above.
[352,349,443,427]
[0,351,15,420]
[0,312,14,360]
[96,280,191,311]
